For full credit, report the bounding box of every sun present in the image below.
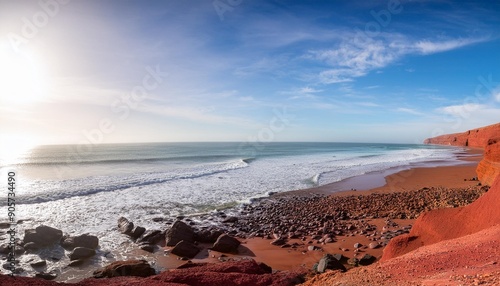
[0,46,48,105]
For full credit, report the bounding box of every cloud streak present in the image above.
[309,34,489,84]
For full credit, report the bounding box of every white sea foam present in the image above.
[2,143,462,267]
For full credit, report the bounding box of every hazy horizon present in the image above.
[1,0,500,154]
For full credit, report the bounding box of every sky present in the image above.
[0,0,499,148]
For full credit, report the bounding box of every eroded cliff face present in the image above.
[423,122,500,148]
[382,175,500,260]
[383,123,500,261]
[477,139,500,186]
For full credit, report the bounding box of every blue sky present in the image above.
[0,0,499,146]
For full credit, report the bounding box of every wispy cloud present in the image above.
[309,34,489,84]
[436,103,485,118]
[396,107,425,116]
[299,87,323,93]
[357,102,380,107]
[414,38,488,54]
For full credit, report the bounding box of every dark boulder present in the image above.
[195,229,223,243]
[35,271,57,280]
[165,221,194,246]
[118,217,134,235]
[316,254,346,273]
[211,234,240,253]
[93,260,155,278]
[68,247,96,260]
[137,230,164,245]
[170,240,200,258]
[359,254,376,266]
[61,233,99,250]
[130,226,146,240]
[23,225,62,247]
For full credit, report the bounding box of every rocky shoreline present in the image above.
[0,183,488,284]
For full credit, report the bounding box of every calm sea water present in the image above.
[1,142,463,257]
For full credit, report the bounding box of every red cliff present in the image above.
[383,122,500,260]
[477,138,500,186]
[423,122,500,148]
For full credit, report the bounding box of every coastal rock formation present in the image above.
[384,123,500,260]
[383,175,500,260]
[302,225,500,285]
[423,122,500,148]
[477,139,500,185]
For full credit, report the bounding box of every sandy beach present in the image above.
[151,150,485,273]
[18,148,488,283]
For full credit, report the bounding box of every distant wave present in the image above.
[15,159,251,205]
[16,154,245,166]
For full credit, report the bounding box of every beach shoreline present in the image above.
[150,148,485,274]
[29,147,487,282]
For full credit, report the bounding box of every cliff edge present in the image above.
[383,122,500,261]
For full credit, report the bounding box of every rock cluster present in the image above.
[222,185,487,241]
[0,225,99,280]
[117,217,164,253]
[118,217,241,259]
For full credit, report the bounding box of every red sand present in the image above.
[301,224,500,285]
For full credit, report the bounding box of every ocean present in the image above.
[1,142,464,259]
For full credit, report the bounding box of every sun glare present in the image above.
[0,47,48,105]
[0,134,39,166]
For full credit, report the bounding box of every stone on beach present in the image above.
[35,271,58,280]
[130,226,146,240]
[117,217,134,235]
[359,254,376,266]
[68,247,96,260]
[170,240,200,258]
[271,238,287,246]
[61,233,99,250]
[165,220,195,246]
[195,229,223,243]
[139,244,156,253]
[137,229,164,245]
[30,260,47,267]
[93,259,156,278]
[316,254,346,273]
[211,234,240,253]
[23,225,63,247]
